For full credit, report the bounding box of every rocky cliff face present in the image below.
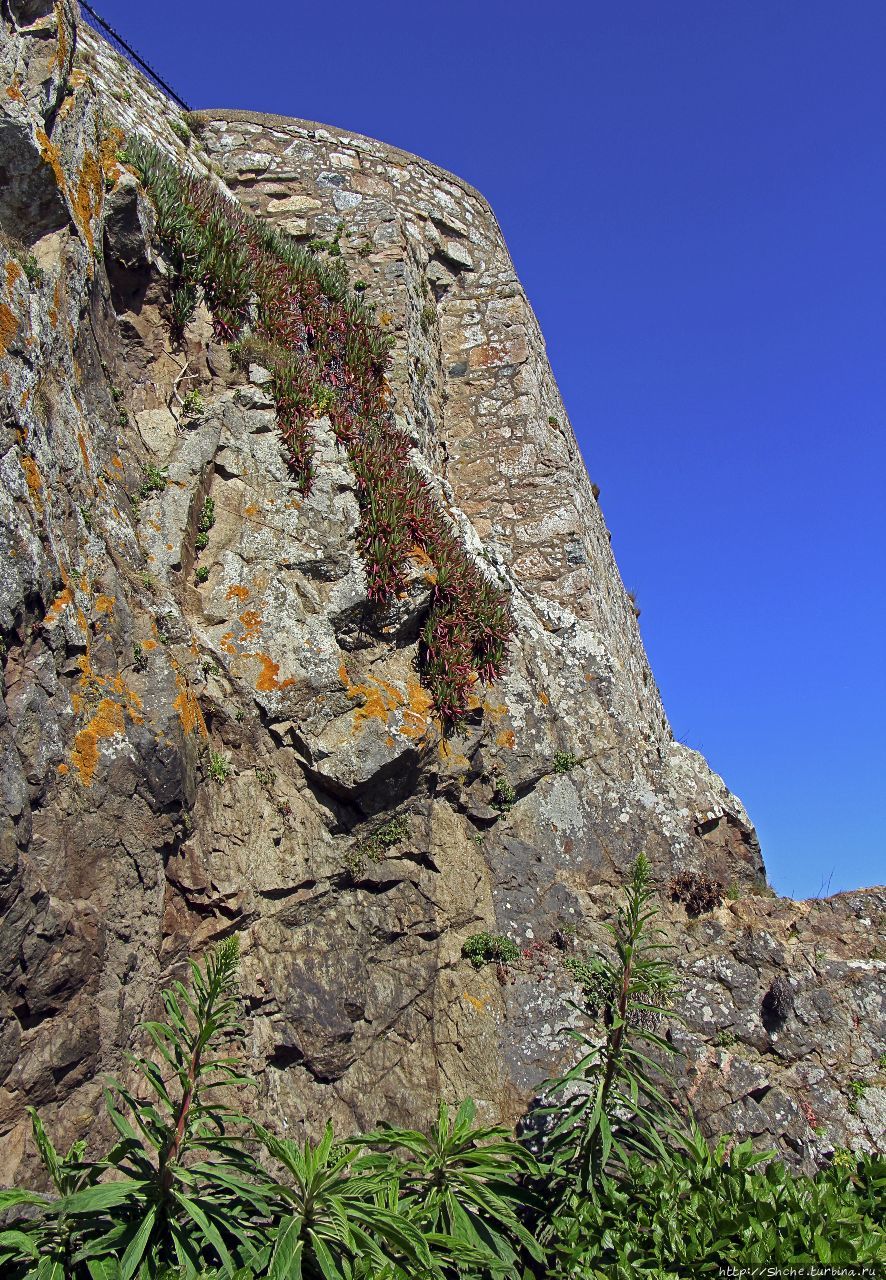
[0,2,883,1182]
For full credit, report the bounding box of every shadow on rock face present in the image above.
[761,975,794,1034]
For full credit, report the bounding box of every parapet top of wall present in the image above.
[193,109,501,232]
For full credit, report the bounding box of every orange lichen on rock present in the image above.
[339,662,402,730]
[73,151,102,253]
[496,728,516,750]
[398,680,434,740]
[20,455,43,512]
[2,371,11,388]
[99,127,125,185]
[94,594,115,614]
[35,128,67,195]
[44,586,73,626]
[0,302,19,356]
[239,609,263,642]
[254,653,295,693]
[71,697,125,786]
[226,584,250,602]
[5,260,22,292]
[54,1,69,71]
[77,431,91,474]
[5,78,24,103]
[172,673,208,738]
[462,992,489,1013]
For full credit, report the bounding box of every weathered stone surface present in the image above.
[0,11,881,1186]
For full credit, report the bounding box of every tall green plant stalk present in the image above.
[540,854,681,1199]
[0,937,271,1280]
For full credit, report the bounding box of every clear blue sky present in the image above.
[88,1,885,898]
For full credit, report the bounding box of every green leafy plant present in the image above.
[139,465,168,499]
[492,776,516,811]
[170,118,191,147]
[462,932,520,970]
[553,751,579,774]
[539,854,682,1198]
[208,749,231,783]
[195,565,210,584]
[0,938,270,1279]
[22,254,43,286]
[182,388,206,420]
[358,1099,545,1275]
[254,1123,438,1280]
[544,1128,886,1277]
[847,1078,867,1115]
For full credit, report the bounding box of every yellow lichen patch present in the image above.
[408,544,433,568]
[239,608,263,641]
[94,594,115,615]
[54,2,69,71]
[111,454,123,470]
[77,432,91,474]
[20,455,43,512]
[73,150,102,253]
[99,126,125,187]
[218,630,237,656]
[538,690,549,706]
[71,697,124,786]
[398,679,435,740]
[172,674,208,738]
[5,78,24,103]
[5,260,22,292]
[243,504,259,519]
[19,389,28,408]
[226,584,250,602]
[44,586,73,626]
[253,653,295,693]
[339,662,403,730]
[462,992,489,1014]
[2,371,10,388]
[0,302,19,356]
[142,638,158,651]
[57,762,69,775]
[496,728,516,750]
[35,128,66,196]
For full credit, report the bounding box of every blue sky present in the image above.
[86,1,885,898]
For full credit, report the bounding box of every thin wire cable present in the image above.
[79,2,191,111]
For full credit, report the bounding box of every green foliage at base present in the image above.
[2,863,883,1279]
[543,1130,885,1277]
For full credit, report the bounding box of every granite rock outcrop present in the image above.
[0,3,882,1183]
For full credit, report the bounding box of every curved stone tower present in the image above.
[0,3,882,1180]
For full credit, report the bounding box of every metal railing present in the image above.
[79,2,191,111]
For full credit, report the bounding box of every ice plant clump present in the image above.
[122,139,510,731]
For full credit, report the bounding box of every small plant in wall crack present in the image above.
[181,387,206,420]
[492,774,516,811]
[138,464,168,499]
[345,814,410,877]
[207,748,231,784]
[462,931,520,969]
[553,750,581,774]
[195,494,215,551]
